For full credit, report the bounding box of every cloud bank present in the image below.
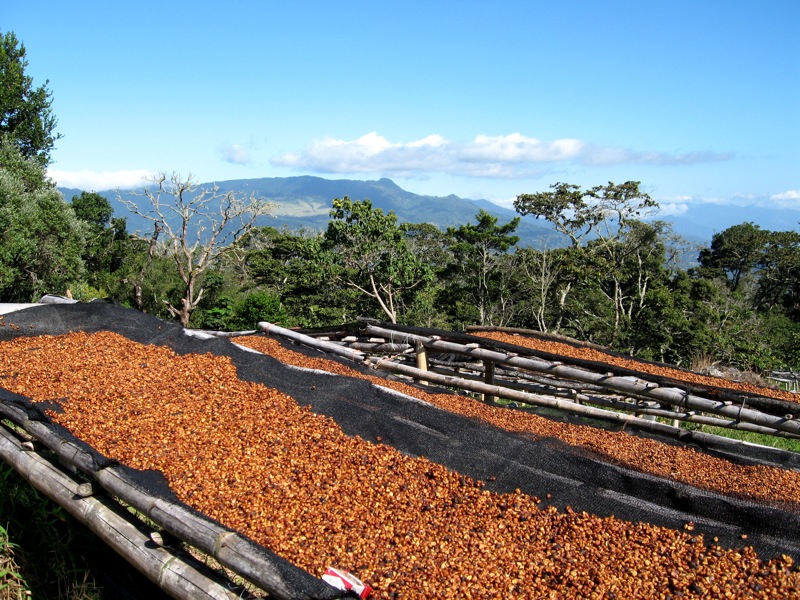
[271,132,732,178]
[48,169,154,191]
[771,189,800,209]
[219,143,253,165]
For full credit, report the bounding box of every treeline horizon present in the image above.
[1,27,798,374]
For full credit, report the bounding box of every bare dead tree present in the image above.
[119,172,274,327]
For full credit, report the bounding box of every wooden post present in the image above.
[483,360,496,403]
[415,341,429,386]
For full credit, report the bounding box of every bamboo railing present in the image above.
[258,321,800,442]
[0,422,251,600]
[0,395,346,600]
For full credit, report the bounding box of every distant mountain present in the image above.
[662,203,800,240]
[58,176,800,250]
[59,176,558,248]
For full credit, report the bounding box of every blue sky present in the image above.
[5,1,799,218]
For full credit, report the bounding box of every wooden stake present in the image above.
[415,341,429,386]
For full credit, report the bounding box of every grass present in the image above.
[686,423,800,453]
[0,522,28,600]
[0,461,107,599]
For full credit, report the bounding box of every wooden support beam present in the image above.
[483,360,496,403]
[415,341,429,386]
[0,424,255,600]
[361,324,800,437]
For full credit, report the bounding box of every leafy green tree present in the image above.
[514,181,657,248]
[513,245,598,333]
[698,222,768,292]
[443,209,520,326]
[229,291,288,330]
[0,31,60,165]
[514,181,663,346]
[70,191,129,293]
[241,227,357,326]
[755,229,800,319]
[322,197,433,323]
[398,222,455,328]
[0,140,85,301]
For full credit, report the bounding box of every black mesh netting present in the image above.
[1,301,799,567]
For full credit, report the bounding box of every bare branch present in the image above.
[118,172,274,326]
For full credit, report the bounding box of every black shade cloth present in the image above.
[1,301,799,564]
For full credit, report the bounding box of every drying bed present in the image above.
[1,303,799,598]
[472,330,800,406]
[234,335,800,511]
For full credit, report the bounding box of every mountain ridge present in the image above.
[58,175,800,248]
[59,175,559,248]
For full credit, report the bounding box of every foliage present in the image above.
[0,140,85,302]
[755,229,800,318]
[0,463,104,598]
[71,192,129,294]
[0,31,60,165]
[322,197,433,323]
[231,291,288,330]
[514,180,657,248]
[0,521,28,599]
[697,222,768,291]
[442,209,520,327]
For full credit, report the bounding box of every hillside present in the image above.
[59,175,800,250]
[59,176,562,249]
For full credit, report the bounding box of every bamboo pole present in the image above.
[255,322,800,445]
[632,408,800,438]
[427,365,592,400]
[415,341,429,386]
[186,329,259,338]
[0,424,253,600]
[578,396,800,439]
[240,323,800,481]
[259,322,367,363]
[362,324,800,437]
[483,360,496,403]
[2,408,345,600]
[348,342,412,353]
[366,354,684,435]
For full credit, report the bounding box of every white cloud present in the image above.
[767,189,800,210]
[581,147,733,167]
[271,132,731,179]
[459,134,585,163]
[48,169,154,191]
[220,143,253,165]
[655,202,689,217]
[772,189,800,200]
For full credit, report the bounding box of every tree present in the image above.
[71,191,129,293]
[322,197,432,323]
[443,209,520,326]
[0,140,84,301]
[755,229,800,318]
[119,172,274,327]
[698,222,768,292]
[237,226,356,327]
[514,181,662,345]
[515,181,658,247]
[513,246,581,333]
[0,31,60,165]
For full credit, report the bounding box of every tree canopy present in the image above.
[0,140,84,301]
[322,197,433,323]
[118,172,274,327]
[0,31,60,165]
